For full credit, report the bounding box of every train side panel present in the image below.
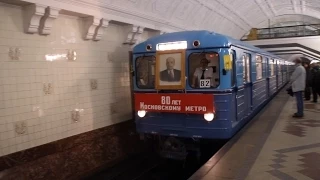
[231,47,269,122]
[228,46,291,136]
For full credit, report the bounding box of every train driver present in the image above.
[191,58,214,88]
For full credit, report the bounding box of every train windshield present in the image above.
[136,56,156,89]
[188,52,220,89]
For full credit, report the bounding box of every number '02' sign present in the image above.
[199,79,210,88]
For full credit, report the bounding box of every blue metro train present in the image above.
[132,30,294,158]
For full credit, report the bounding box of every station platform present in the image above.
[189,88,320,180]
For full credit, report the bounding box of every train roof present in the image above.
[133,30,280,59]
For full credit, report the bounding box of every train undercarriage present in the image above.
[140,134,227,163]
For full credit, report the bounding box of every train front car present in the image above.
[132,31,236,159]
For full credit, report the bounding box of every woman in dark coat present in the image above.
[310,63,320,102]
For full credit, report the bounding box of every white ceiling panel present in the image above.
[142,0,320,38]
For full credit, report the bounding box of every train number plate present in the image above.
[199,79,210,88]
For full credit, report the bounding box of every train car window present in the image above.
[286,62,288,72]
[263,57,267,78]
[242,53,251,83]
[189,52,220,88]
[269,59,275,76]
[135,56,156,89]
[256,55,263,80]
[278,60,282,74]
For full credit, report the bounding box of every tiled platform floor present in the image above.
[190,89,320,180]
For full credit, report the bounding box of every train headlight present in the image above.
[146,44,152,51]
[204,113,214,121]
[193,40,200,47]
[137,110,146,118]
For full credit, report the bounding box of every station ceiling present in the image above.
[2,0,320,61]
[2,0,320,39]
[164,0,320,39]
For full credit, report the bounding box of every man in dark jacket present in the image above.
[160,57,181,82]
[309,63,320,102]
[303,63,311,100]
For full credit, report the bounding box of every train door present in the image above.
[230,50,240,122]
[266,58,270,97]
[286,64,290,81]
[243,53,252,116]
[129,51,135,119]
[282,62,284,85]
[269,59,276,96]
[279,61,283,86]
[276,60,280,89]
[280,61,283,85]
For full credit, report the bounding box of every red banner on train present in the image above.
[134,93,215,114]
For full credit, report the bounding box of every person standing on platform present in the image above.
[290,58,306,118]
[303,62,311,101]
[310,63,320,102]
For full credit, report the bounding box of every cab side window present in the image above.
[136,56,156,89]
[188,52,220,89]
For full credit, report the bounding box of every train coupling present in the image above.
[160,137,188,160]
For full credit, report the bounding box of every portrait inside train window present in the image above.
[188,52,220,88]
[157,52,183,87]
[135,56,156,89]
[243,53,251,83]
[256,55,263,80]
